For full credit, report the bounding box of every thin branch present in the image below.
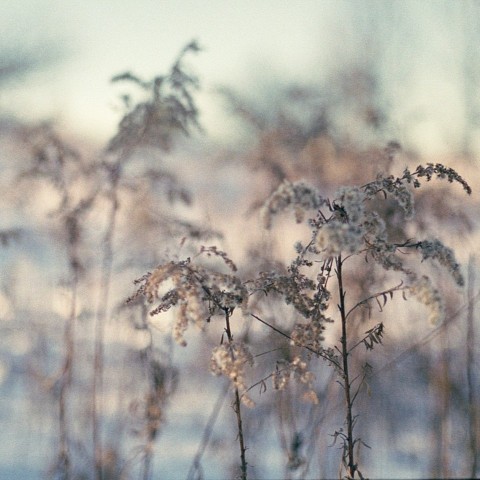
[253,347,285,358]
[186,383,229,480]
[350,372,368,407]
[348,323,384,355]
[249,313,342,370]
[377,289,480,375]
[243,373,276,397]
[345,282,404,320]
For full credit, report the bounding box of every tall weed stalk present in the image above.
[19,125,95,479]
[92,40,201,479]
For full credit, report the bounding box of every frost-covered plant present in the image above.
[131,163,470,479]
[254,164,470,478]
[129,246,251,478]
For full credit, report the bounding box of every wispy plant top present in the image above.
[108,40,201,154]
[128,162,471,410]
[258,163,470,324]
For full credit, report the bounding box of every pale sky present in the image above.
[1,0,479,155]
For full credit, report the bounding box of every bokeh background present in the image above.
[1,1,479,479]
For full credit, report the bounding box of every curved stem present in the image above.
[345,282,404,320]
[186,384,229,480]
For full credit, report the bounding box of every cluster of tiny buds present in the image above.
[273,356,319,404]
[129,256,248,346]
[260,180,325,229]
[408,275,444,326]
[290,317,326,352]
[417,239,464,286]
[210,342,255,407]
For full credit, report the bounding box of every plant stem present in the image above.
[57,218,83,480]
[93,169,120,480]
[336,255,356,479]
[224,309,248,480]
[58,273,77,480]
[466,256,478,478]
[234,388,248,480]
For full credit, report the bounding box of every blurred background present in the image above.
[0,1,479,479]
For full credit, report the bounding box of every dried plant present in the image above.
[88,40,203,480]
[129,246,252,478]
[131,161,470,479]
[3,36,479,480]
[16,124,96,479]
[253,164,470,478]
[4,41,206,480]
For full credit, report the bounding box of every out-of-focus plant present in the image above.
[89,40,204,480]
[8,40,212,480]
[16,124,95,479]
